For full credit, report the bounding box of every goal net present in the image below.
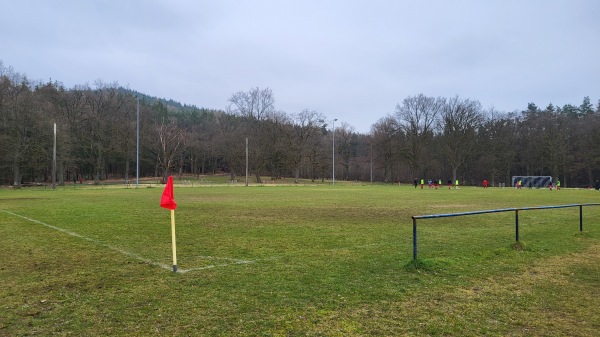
[511,176,552,188]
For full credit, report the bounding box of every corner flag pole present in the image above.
[160,176,178,272]
[170,209,177,272]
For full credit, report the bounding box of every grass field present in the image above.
[1,182,599,336]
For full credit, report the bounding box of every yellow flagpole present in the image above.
[170,209,177,272]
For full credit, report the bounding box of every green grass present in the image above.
[1,184,599,336]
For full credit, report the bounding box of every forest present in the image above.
[1,63,599,188]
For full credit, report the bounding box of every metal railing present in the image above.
[411,203,600,260]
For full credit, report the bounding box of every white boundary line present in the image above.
[0,210,255,273]
[179,256,285,273]
[1,209,173,271]
[2,210,389,273]
[179,260,255,273]
[195,255,253,263]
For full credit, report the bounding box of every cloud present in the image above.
[2,0,599,133]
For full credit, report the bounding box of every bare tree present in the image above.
[228,87,275,121]
[478,110,518,186]
[572,113,600,186]
[371,115,402,182]
[155,117,186,183]
[440,96,484,183]
[75,81,127,183]
[285,109,325,182]
[228,87,276,183]
[395,94,445,178]
[211,111,244,180]
[0,73,49,187]
[335,122,357,180]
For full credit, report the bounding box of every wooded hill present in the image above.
[1,63,599,187]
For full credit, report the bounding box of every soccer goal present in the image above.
[511,176,552,188]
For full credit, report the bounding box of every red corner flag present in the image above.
[160,176,177,210]
[160,176,178,272]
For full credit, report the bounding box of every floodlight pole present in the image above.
[332,118,337,185]
[370,142,373,184]
[52,123,56,190]
[136,97,140,189]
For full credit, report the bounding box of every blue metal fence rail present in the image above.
[411,203,600,260]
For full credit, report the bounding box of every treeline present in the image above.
[374,95,600,187]
[1,63,599,187]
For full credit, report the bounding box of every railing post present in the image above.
[412,217,417,260]
[580,205,583,232]
[515,209,519,242]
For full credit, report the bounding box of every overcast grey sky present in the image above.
[2,0,599,133]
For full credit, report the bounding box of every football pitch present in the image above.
[1,183,599,336]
